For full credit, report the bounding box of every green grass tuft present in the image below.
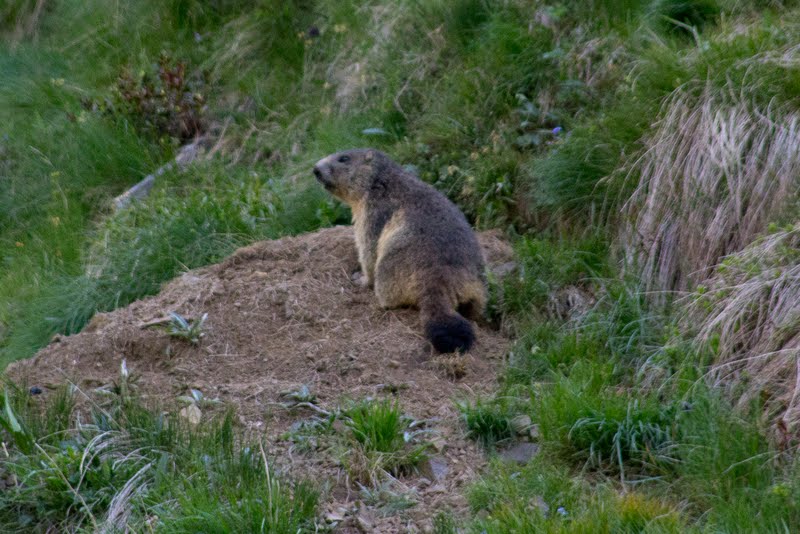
[340,398,429,483]
[458,396,516,449]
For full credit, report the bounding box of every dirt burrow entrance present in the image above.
[7,226,515,532]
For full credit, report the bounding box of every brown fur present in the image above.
[313,149,486,352]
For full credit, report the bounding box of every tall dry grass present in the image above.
[622,83,800,297]
[689,225,800,441]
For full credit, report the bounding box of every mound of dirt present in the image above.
[7,226,515,531]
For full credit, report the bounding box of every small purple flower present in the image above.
[556,506,568,517]
[552,126,563,135]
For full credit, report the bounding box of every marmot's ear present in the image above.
[365,150,374,162]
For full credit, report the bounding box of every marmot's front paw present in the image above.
[351,271,369,287]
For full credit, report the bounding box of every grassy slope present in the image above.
[2,0,800,531]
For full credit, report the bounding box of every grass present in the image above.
[623,82,800,295]
[281,396,430,486]
[468,455,687,534]
[457,396,516,449]
[690,224,800,444]
[0,373,319,532]
[346,398,407,454]
[459,275,800,530]
[3,0,800,530]
[500,235,609,317]
[341,398,430,484]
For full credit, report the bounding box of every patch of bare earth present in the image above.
[6,226,514,532]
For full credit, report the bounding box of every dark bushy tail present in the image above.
[420,289,475,353]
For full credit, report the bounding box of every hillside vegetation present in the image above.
[1,0,800,531]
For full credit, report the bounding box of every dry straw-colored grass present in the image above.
[622,83,800,298]
[689,225,800,441]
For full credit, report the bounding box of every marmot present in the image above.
[313,149,486,353]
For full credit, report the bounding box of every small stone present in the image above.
[511,414,532,435]
[430,437,447,452]
[427,457,449,481]
[428,484,446,494]
[528,495,549,515]
[179,404,202,425]
[332,419,346,434]
[499,442,539,465]
[529,425,541,441]
[325,507,349,523]
[325,512,344,523]
[29,386,42,396]
[355,509,376,532]
[492,261,517,277]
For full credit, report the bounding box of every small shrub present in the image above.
[112,53,207,141]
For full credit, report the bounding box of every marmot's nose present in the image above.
[313,166,322,179]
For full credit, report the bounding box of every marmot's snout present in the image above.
[313,162,333,189]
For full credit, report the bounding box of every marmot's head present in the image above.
[313,149,386,203]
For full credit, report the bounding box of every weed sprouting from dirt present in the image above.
[167,311,207,345]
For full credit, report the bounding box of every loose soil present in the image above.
[6,226,515,532]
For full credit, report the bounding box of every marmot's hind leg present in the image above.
[374,276,415,309]
[374,256,417,309]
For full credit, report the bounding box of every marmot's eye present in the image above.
[338,155,351,163]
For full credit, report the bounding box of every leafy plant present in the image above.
[167,311,208,345]
[0,389,34,454]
